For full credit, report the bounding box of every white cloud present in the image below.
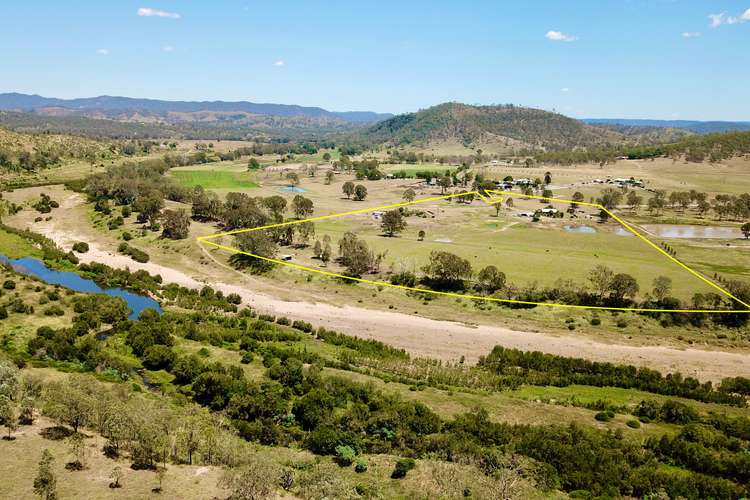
[162,45,175,52]
[681,31,701,38]
[273,60,285,66]
[545,30,577,42]
[96,48,110,55]
[137,7,181,19]
[561,88,570,92]
[709,9,750,28]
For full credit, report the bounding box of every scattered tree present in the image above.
[381,210,407,236]
[109,466,123,489]
[652,276,672,303]
[354,184,368,201]
[34,449,57,500]
[285,172,300,187]
[342,181,355,199]
[476,266,506,294]
[292,195,314,219]
[421,251,473,290]
[626,191,642,212]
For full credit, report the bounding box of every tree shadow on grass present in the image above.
[40,426,74,441]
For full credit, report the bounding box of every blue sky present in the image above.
[1,1,749,119]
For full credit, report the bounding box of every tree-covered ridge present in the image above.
[534,130,750,165]
[0,126,157,174]
[356,102,625,150]
[0,110,364,142]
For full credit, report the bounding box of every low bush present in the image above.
[72,242,89,253]
[391,458,416,479]
[335,445,356,467]
[117,242,149,263]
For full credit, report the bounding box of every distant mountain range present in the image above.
[0,93,393,124]
[2,92,748,147]
[582,118,750,134]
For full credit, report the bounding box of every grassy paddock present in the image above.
[170,169,258,189]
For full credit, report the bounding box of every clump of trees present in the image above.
[32,193,59,214]
[117,242,149,263]
[478,346,748,406]
[161,209,190,240]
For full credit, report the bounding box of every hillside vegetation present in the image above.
[536,129,750,165]
[355,102,626,151]
[0,127,145,174]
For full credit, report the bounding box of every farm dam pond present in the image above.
[564,224,742,239]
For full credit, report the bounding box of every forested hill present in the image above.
[0,93,393,124]
[354,102,623,151]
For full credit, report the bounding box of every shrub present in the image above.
[3,280,16,290]
[0,307,7,320]
[616,318,628,328]
[594,412,612,422]
[118,242,149,263]
[142,345,176,370]
[391,458,415,479]
[276,316,290,326]
[626,420,641,429]
[590,317,601,326]
[72,242,89,253]
[292,320,313,333]
[335,445,356,467]
[390,271,417,287]
[355,458,368,473]
[107,217,124,230]
[240,352,254,364]
[122,232,133,241]
[43,306,65,317]
[227,293,242,305]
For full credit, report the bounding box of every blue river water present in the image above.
[0,255,162,320]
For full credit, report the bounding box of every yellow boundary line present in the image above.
[198,190,750,314]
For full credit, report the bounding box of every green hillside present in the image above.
[355,102,624,150]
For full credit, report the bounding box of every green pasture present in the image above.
[310,203,724,301]
[0,228,43,259]
[171,169,258,189]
